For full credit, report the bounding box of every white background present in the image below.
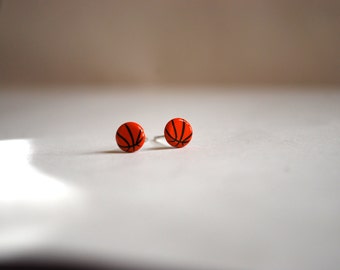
[0,86,340,269]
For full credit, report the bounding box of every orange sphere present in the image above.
[164,118,193,148]
[116,122,145,153]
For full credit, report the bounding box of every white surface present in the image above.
[0,86,340,269]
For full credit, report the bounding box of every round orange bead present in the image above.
[164,118,193,148]
[116,122,145,153]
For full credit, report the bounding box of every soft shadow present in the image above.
[143,146,173,151]
[91,150,127,154]
[0,256,183,270]
[84,136,174,154]
[86,146,174,155]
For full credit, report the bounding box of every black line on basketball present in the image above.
[182,133,192,144]
[165,128,176,142]
[117,132,131,148]
[135,130,141,147]
[136,136,144,146]
[117,144,130,149]
[117,144,131,152]
[125,124,135,152]
[171,120,178,140]
[176,121,186,146]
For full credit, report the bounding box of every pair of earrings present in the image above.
[115,118,193,153]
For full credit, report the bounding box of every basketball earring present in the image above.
[116,122,146,153]
[164,118,193,148]
[115,118,192,152]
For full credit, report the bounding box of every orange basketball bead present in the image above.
[116,122,145,153]
[164,118,193,148]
